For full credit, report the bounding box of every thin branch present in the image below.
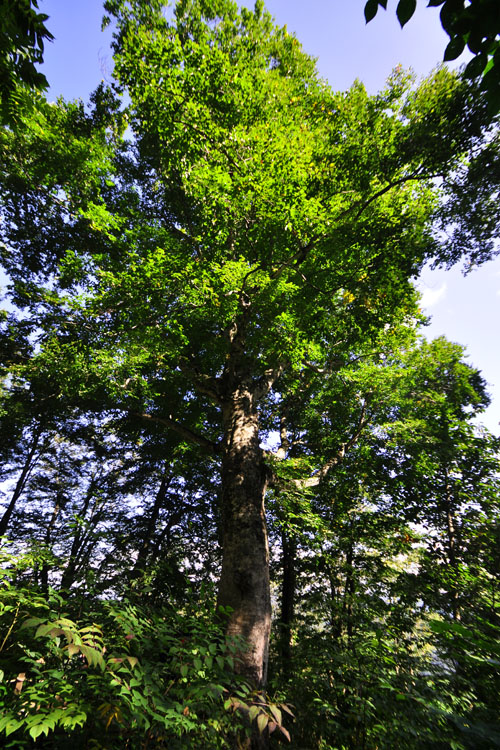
[292,399,369,490]
[0,602,20,653]
[267,171,437,288]
[350,171,443,222]
[270,238,317,280]
[303,360,328,375]
[174,117,242,174]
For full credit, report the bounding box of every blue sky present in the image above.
[26,1,500,433]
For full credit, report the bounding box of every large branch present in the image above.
[130,411,218,455]
[253,363,285,401]
[292,399,369,490]
[178,356,222,403]
[350,170,442,222]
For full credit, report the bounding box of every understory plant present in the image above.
[0,545,291,748]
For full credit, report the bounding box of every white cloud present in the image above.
[419,282,447,309]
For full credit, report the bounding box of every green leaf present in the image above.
[257,713,268,733]
[29,724,48,740]
[21,617,44,629]
[248,705,260,721]
[79,644,105,670]
[396,0,417,27]
[35,622,60,638]
[55,618,78,629]
[2,719,23,737]
[67,642,80,657]
[483,57,495,76]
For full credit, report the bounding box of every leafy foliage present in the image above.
[0,545,291,748]
[0,0,53,124]
[364,0,500,113]
[0,1,499,748]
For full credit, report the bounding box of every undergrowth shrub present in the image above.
[0,545,291,748]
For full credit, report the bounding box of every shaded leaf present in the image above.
[464,54,488,79]
[443,35,466,61]
[364,0,380,23]
[279,725,291,742]
[396,0,417,26]
[269,704,282,725]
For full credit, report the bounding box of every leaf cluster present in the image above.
[365,0,500,113]
[0,0,53,125]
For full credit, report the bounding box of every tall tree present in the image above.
[1,0,498,708]
[272,334,500,749]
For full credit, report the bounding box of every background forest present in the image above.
[1,1,500,749]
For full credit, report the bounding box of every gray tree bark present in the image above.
[217,380,271,689]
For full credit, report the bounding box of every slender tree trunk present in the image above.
[0,423,43,537]
[40,497,61,594]
[217,382,271,690]
[444,472,461,621]
[130,469,172,580]
[60,477,100,590]
[342,526,355,649]
[279,531,296,677]
[60,500,91,591]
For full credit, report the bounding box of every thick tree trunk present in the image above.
[217,383,271,689]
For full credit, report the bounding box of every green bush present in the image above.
[0,545,292,748]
